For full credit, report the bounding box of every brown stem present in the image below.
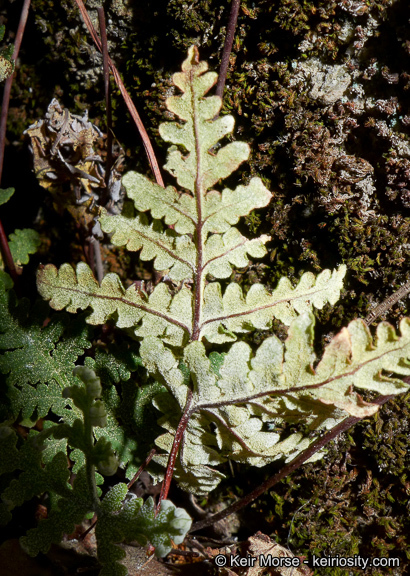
[0,0,32,293]
[87,235,95,277]
[364,279,410,326]
[74,0,164,187]
[215,0,240,101]
[96,6,113,193]
[0,0,31,183]
[0,219,20,287]
[156,390,193,514]
[78,514,97,542]
[189,394,395,533]
[127,448,157,490]
[89,237,103,285]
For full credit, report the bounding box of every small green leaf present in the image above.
[8,228,41,265]
[0,187,14,206]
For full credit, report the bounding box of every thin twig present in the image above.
[78,514,97,542]
[127,448,157,490]
[189,394,394,533]
[96,6,112,191]
[87,234,95,277]
[0,0,32,291]
[73,0,164,187]
[364,279,410,326]
[89,237,103,284]
[215,0,240,101]
[0,0,31,183]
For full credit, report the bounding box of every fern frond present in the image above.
[34,46,410,502]
[37,46,346,356]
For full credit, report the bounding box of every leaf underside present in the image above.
[148,314,410,493]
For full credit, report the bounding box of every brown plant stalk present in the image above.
[0,0,32,291]
[96,6,113,190]
[364,279,410,326]
[215,0,240,100]
[73,0,164,188]
[156,391,193,514]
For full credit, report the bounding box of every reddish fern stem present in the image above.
[96,6,113,192]
[215,0,240,100]
[74,0,164,187]
[0,0,32,292]
[156,390,193,514]
[127,448,157,490]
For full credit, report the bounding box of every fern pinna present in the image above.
[36,46,410,499]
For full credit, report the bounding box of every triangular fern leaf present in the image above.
[159,46,249,191]
[38,47,347,356]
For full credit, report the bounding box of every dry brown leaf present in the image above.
[245,532,312,576]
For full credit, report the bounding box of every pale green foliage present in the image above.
[36,46,410,495]
[8,228,41,265]
[0,188,40,267]
[143,314,410,493]
[0,186,14,205]
[37,46,345,347]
